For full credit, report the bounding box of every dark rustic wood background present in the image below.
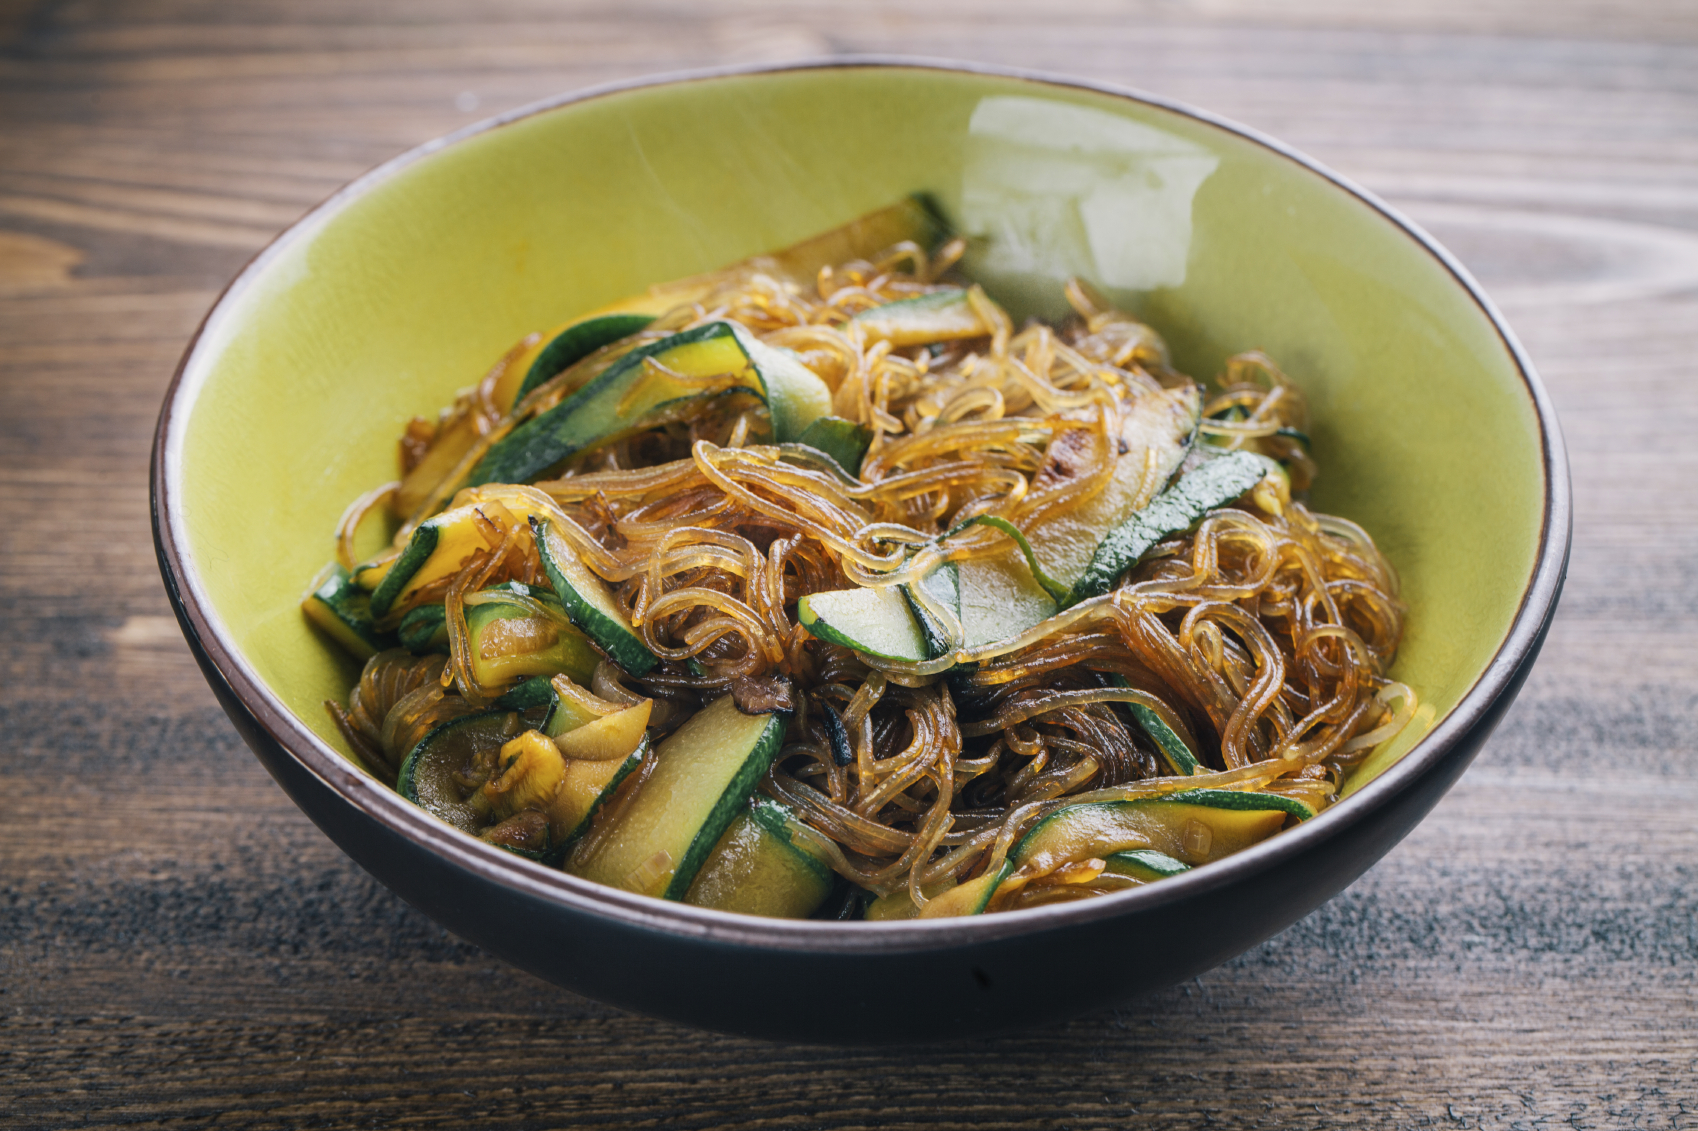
[3,1,1696,1126]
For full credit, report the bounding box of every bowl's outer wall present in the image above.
[165,562,1554,1042]
[156,62,1566,1043]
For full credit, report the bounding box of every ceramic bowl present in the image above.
[152,59,1568,1043]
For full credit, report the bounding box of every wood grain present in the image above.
[3,1,1696,1127]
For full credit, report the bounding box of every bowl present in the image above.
[152,58,1569,1043]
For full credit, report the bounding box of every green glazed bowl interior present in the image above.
[158,61,1562,1008]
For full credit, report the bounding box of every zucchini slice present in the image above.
[512,312,656,406]
[302,563,395,660]
[1106,672,1202,776]
[467,320,831,487]
[954,554,1057,651]
[492,674,556,713]
[1103,848,1191,883]
[465,582,600,689]
[683,798,835,919]
[1011,790,1315,872]
[361,489,556,619]
[798,585,930,664]
[566,197,946,325]
[1069,448,1274,603]
[569,693,785,900]
[544,735,649,859]
[549,699,651,762]
[1032,383,1201,599]
[794,386,1208,659]
[865,860,1013,921]
[766,195,947,283]
[530,515,657,676]
[398,602,449,654]
[397,711,524,833]
[793,415,873,478]
[904,561,960,660]
[851,288,985,347]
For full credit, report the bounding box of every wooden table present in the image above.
[4,2,1695,1125]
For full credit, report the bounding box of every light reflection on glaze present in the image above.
[960,96,1220,312]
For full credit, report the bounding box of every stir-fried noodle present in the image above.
[316,221,1413,917]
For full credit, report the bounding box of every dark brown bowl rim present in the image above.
[151,55,1571,956]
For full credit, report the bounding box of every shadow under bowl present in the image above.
[152,58,1569,1044]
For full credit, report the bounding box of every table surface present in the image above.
[4,1,1696,1126]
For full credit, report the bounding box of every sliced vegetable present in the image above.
[568,196,946,324]
[683,798,835,919]
[491,674,556,713]
[302,563,394,660]
[798,585,930,664]
[360,489,555,619]
[794,415,873,477]
[512,312,657,406]
[541,672,624,736]
[1105,673,1202,776]
[569,693,784,900]
[465,582,600,689]
[765,194,946,283]
[545,736,649,858]
[1128,701,1201,776]
[1011,790,1315,872]
[865,860,1013,921]
[531,516,657,676]
[397,711,523,833]
[1102,848,1191,883]
[795,387,1208,659]
[904,561,960,660]
[398,603,448,654]
[1070,449,1274,602]
[1027,384,1201,597]
[953,554,1056,651]
[550,699,652,761]
[467,320,831,487]
[852,288,984,347]
[921,861,1013,918]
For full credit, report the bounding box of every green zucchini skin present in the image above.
[683,797,835,918]
[303,564,396,659]
[903,561,959,661]
[468,320,829,487]
[491,674,555,713]
[1010,790,1315,870]
[1160,788,1316,821]
[850,288,983,346]
[1069,449,1273,603]
[396,710,521,833]
[464,582,600,688]
[544,737,649,866]
[663,713,786,901]
[1107,673,1202,776]
[513,313,655,405]
[368,522,441,619]
[793,415,873,477]
[746,798,834,887]
[1103,848,1191,882]
[530,515,657,676]
[567,695,786,900]
[471,322,746,487]
[398,603,448,653]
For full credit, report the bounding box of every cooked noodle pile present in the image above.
[320,227,1413,916]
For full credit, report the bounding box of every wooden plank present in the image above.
[1,1,1695,1127]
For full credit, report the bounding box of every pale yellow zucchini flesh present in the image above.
[568,694,784,900]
